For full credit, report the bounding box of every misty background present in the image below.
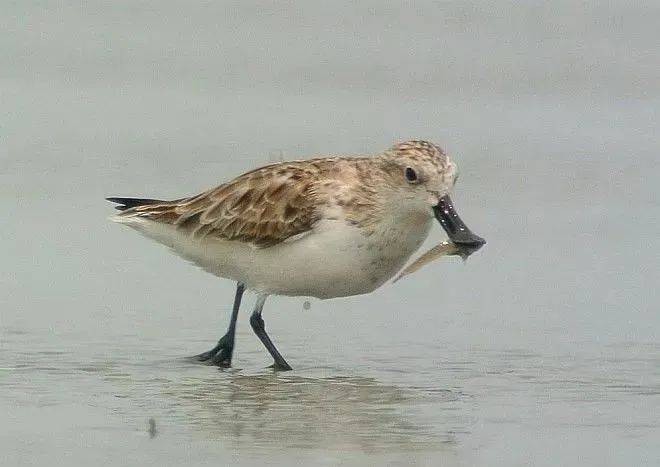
[1,1,659,466]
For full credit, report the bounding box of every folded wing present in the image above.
[112,163,322,248]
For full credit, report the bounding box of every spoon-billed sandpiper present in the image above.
[107,140,485,370]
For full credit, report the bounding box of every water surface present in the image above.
[2,1,659,465]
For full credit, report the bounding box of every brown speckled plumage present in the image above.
[114,140,450,248]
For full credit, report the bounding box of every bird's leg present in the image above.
[195,282,245,367]
[249,295,292,371]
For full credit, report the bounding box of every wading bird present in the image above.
[107,140,485,370]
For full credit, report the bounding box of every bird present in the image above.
[106,140,485,370]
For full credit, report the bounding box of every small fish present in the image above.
[393,237,484,283]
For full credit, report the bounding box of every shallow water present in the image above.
[2,1,660,466]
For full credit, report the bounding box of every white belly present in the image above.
[116,216,432,299]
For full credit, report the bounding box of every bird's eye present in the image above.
[405,167,418,183]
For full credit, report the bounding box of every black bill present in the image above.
[432,195,486,259]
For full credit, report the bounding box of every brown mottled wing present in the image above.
[126,163,322,247]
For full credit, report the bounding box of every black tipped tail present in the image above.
[106,197,164,211]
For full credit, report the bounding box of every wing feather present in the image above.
[120,163,323,248]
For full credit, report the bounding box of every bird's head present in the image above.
[381,140,486,257]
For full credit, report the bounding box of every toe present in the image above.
[195,350,215,362]
[268,361,293,371]
[210,349,232,367]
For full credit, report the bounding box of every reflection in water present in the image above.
[161,372,461,452]
[5,339,658,461]
[1,340,465,453]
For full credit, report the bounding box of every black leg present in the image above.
[195,282,245,367]
[249,295,292,371]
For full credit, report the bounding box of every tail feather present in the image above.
[106,197,164,211]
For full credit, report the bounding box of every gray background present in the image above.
[1,1,659,466]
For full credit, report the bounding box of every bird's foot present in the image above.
[267,360,293,372]
[194,335,234,367]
